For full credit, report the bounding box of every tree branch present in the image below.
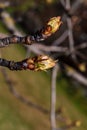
[51,64,59,130]
[0,55,56,71]
[0,16,62,48]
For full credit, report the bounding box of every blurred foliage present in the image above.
[57,73,87,115]
[0,0,87,130]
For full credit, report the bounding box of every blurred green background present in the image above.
[0,0,87,130]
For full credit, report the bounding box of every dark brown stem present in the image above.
[0,58,25,70]
[0,33,44,47]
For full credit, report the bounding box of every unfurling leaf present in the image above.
[26,55,56,71]
[42,16,62,37]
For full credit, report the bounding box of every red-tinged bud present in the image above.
[26,55,56,71]
[42,16,62,37]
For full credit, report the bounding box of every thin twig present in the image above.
[75,42,87,50]
[65,0,78,63]
[1,68,49,114]
[60,0,66,8]
[53,30,68,46]
[65,0,71,10]
[0,55,56,71]
[51,64,59,130]
[67,67,87,86]
[70,0,83,15]
[0,16,62,48]
[29,44,68,53]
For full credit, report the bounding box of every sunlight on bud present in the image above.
[26,55,56,71]
[35,55,56,71]
[42,16,62,36]
[47,16,62,33]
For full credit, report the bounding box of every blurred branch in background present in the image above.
[1,68,67,120]
[50,64,59,130]
[1,68,49,114]
[0,0,87,130]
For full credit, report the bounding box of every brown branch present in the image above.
[0,55,56,71]
[0,16,62,48]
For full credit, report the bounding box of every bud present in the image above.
[42,16,62,36]
[26,55,56,71]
